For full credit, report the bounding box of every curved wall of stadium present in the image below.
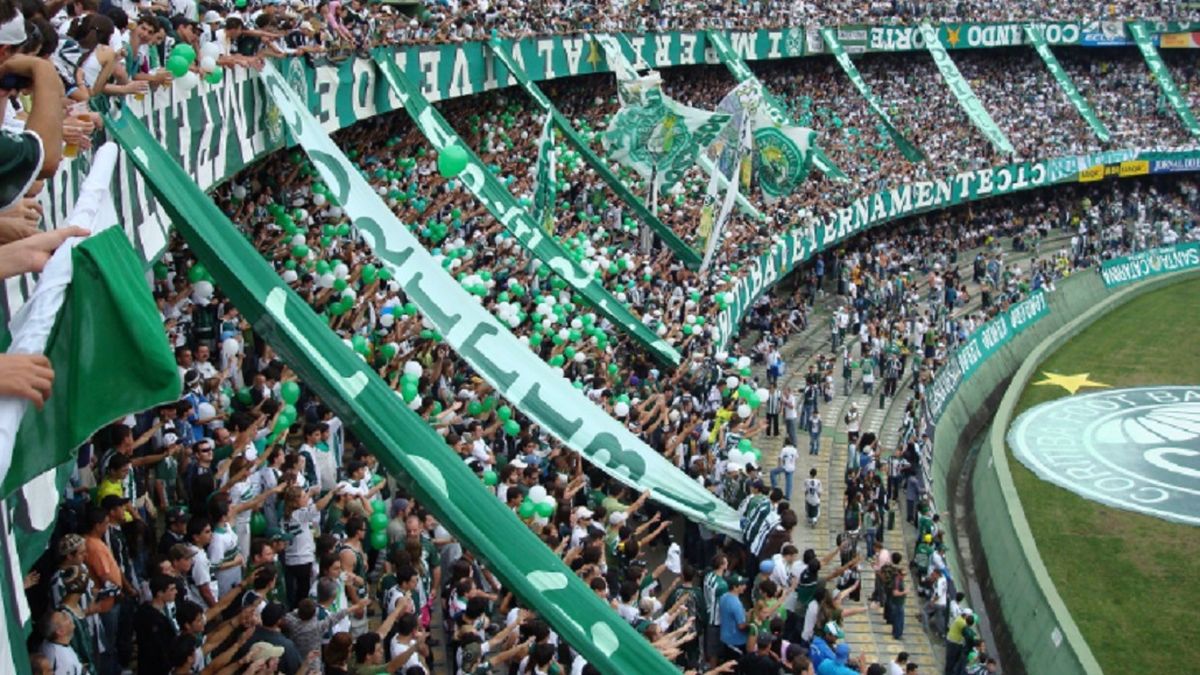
[931,266,1200,675]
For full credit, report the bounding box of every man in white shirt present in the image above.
[803,468,821,527]
[769,444,797,501]
[568,507,593,550]
[923,568,948,637]
[39,610,84,675]
[783,387,799,447]
[886,651,910,675]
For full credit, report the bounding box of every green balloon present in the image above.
[369,511,388,531]
[369,530,388,550]
[236,387,252,405]
[503,419,520,436]
[518,500,536,519]
[437,144,470,178]
[535,501,555,518]
[497,406,512,422]
[205,67,223,84]
[187,263,208,283]
[467,401,483,416]
[738,438,753,452]
[292,244,309,259]
[482,470,498,486]
[371,499,387,514]
[280,381,300,405]
[166,54,189,78]
[361,264,378,284]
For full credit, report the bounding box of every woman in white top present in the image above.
[65,15,147,99]
[281,484,338,608]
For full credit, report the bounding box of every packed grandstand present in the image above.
[0,0,1197,674]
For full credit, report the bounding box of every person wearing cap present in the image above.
[569,506,594,549]
[717,573,749,660]
[236,602,302,674]
[817,642,866,675]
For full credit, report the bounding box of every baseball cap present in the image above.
[835,643,851,663]
[0,14,26,45]
[170,15,198,32]
[608,512,627,526]
[247,641,285,663]
[574,506,593,520]
[509,458,528,469]
[162,432,180,447]
[202,9,222,23]
[100,495,130,510]
[727,573,748,587]
[167,506,190,524]
[263,527,294,542]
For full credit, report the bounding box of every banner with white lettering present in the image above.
[1128,22,1200,139]
[920,22,1014,155]
[1024,25,1111,144]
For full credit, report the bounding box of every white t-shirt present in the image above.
[189,545,217,605]
[804,478,821,506]
[41,641,83,675]
[207,523,242,597]
[284,504,320,565]
[388,636,423,671]
[931,575,948,607]
[778,445,797,473]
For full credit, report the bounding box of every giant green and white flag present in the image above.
[0,144,179,674]
[1024,25,1111,143]
[821,28,926,162]
[260,61,743,540]
[1128,21,1200,138]
[705,30,831,190]
[699,80,759,272]
[919,22,1015,155]
[531,114,557,232]
[367,56,682,367]
[105,106,687,675]
[603,71,731,194]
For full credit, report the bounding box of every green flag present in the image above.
[1128,21,1200,138]
[1024,24,1111,144]
[531,114,557,232]
[920,22,1015,155]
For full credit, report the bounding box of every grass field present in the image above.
[1007,276,1200,675]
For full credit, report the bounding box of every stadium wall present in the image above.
[927,264,1200,675]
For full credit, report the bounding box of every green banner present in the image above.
[485,38,702,269]
[1024,25,1111,143]
[926,290,1050,420]
[1128,21,1200,138]
[531,114,557,231]
[820,28,925,162]
[259,61,739,536]
[1100,242,1200,287]
[920,22,1015,155]
[103,106,680,675]
[706,31,832,189]
[369,54,681,367]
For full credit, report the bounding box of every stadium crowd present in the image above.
[0,0,1198,672]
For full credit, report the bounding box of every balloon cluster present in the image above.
[517,484,556,520]
[368,498,389,550]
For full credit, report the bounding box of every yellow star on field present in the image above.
[1032,372,1111,395]
[586,41,603,69]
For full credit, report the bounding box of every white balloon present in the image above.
[668,410,680,423]
[404,361,423,378]
[197,402,216,420]
[724,292,735,304]
[613,401,630,418]
[221,337,240,358]
[506,313,521,328]
[341,288,357,302]
[174,71,200,94]
[333,263,350,279]
[313,193,327,206]
[756,388,769,402]
[200,55,216,71]
[281,269,298,284]
[318,272,336,289]
[191,280,214,304]
[290,234,306,247]
[380,313,395,328]
[726,376,739,390]
[329,206,344,219]
[728,449,745,465]
[528,485,548,503]
[200,41,222,61]
[737,356,752,369]
[231,184,248,200]
[737,404,751,419]
[408,395,422,411]
[574,352,587,363]
[570,318,583,329]
[715,350,729,362]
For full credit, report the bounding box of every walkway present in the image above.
[743,234,1067,670]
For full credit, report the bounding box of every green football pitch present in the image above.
[1007,275,1200,674]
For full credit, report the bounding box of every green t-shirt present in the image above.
[0,128,43,210]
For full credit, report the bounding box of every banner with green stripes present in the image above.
[486,36,702,268]
[920,22,1015,155]
[820,28,926,162]
[1024,25,1111,143]
[1128,21,1200,138]
[258,60,740,538]
[103,106,683,675]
